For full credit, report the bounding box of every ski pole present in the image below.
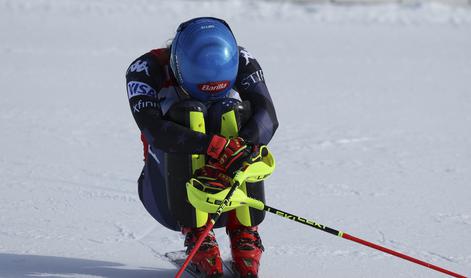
[176,146,272,278]
[263,205,467,278]
[175,179,242,278]
[186,147,465,277]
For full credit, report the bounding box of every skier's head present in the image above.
[170,17,239,102]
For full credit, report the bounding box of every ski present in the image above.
[165,250,236,278]
[166,250,200,277]
[222,260,237,277]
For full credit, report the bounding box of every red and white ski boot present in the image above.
[227,225,264,278]
[183,226,223,277]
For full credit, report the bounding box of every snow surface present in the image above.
[1,0,470,277]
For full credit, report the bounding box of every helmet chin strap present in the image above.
[178,85,193,101]
[177,85,190,98]
[167,60,190,99]
[165,38,174,49]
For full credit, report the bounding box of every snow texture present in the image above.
[0,0,470,277]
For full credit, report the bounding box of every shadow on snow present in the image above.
[0,253,176,278]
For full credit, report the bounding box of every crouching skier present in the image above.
[125,17,278,277]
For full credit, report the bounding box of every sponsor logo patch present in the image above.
[240,70,264,89]
[198,81,230,94]
[127,60,150,76]
[132,100,158,113]
[127,81,157,99]
[201,24,215,30]
[241,49,255,66]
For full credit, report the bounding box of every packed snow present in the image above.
[1,0,470,277]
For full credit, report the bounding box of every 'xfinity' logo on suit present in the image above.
[133,100,158,113]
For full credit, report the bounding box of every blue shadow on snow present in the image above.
[0,253,176,278]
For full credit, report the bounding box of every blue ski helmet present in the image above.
[170,17,239,101]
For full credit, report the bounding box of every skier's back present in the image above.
[126,17,278,277]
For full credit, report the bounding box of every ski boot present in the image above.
[183,226,223,277]
[227,225,264,278]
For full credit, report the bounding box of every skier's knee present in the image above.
[207,98,251,133]
[166,100,207,127]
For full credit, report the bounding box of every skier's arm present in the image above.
[235,48,279,145]
[126,53,212,154]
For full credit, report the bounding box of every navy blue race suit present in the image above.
[126,46,278,230]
